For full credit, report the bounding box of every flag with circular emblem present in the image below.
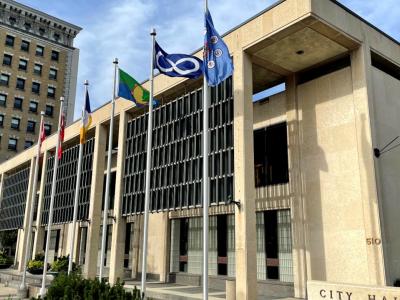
[203,9,233,87]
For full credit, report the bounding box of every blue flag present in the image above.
[204,9,233,86]
[154,42,203,79]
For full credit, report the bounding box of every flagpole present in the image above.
[68,80,89,274]
[40,97,64,297]
[203,0,209,299]
[141,27,156,299]
[99,58,118,280]
[19,111,45,296]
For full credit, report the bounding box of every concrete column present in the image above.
[286,75,308,298]
[84,124,107,279]
[131,215,142,279]
[109,111,129,284]
[350,45,386,285]
[17,158,36,271]
[33,150,49,256]
[233,50,257,300]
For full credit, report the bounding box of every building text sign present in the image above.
[308,280,400,300]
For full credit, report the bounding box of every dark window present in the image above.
[54,33,60,41]
[18,59,28,71]
[16,78,25,90]
[21,40,30,52]
[0,74,9,86]
[371,51,400,81]
[45,105,54,117]
[24,140,33,149]
[9,16,16,25]
[123,223,131,268]
[47,86,55,98]
[44,124,51,136]
[36,45,44,56]
[179,218,189,272]
[0,114,4,126]
[5,35,14,47]
[264,210,279,279]
[51,50,59,61]
[29,101,38,113]
[33,64,42,75]
[298,55,351,85]
[8,138,17,151]
[14,97,23,110]
[24,22,31,31]
[217,215,228,275]
[27,120,36,133]
[39,28,45,36]
[32,82,40,94]
[3,54,12,66]
[11,117,20,130]
[0,94,6,106]
[49,68,57,80]
[254,122,289,187]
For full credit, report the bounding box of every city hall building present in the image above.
[0,0,400,299]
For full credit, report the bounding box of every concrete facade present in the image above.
[0,0,400,299]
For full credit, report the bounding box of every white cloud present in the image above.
[73,0,276,120]
[74,0,156,117]
[72,0,399,120]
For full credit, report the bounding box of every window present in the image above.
[24,22,31,31]
[44,124,51,136]
[0,94,6,106]
[49,68,57,80]
[3,54,12,66]
[14,97,23,110]
[0,114,4,127]
[34,64,42,75]
[54,33,60,41]
[5,35,14,47]
[179,218,189,272]
[27,120,36,133]
[254,122,289,187]
[21,40,30,52]
[24,140,34,149]
[29,101,38,113]
[9,16,16,25]
[45,105,54,117]
[39,27,45,35]
[16,78,25,90]
[18,59,28,71]
[11,117,20,130]
[36,45,44,56]
[51,50,59,61]
[47,86,55,98]
[8,138,17,151]
[0,74,10,86]
[32,82,40,94]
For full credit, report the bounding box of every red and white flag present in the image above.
[39,119,46,151]
[58,111,65,160]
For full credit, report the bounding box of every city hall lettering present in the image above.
[319,289,400,300]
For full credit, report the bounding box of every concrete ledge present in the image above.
[308,280,400,300]
[168,273,294,298]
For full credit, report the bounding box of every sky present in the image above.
[15,0,400,121]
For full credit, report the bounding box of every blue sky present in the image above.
[15,0,400,120]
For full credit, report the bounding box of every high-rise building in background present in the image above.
[0,0,81,162]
